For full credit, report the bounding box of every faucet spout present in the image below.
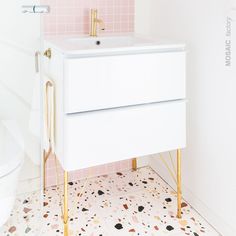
[90,9,105,37]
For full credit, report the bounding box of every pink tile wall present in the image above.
[42,0,135,187]
[46,155,133,187]
[41,0,134,35]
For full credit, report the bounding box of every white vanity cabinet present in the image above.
[44,37,186,172]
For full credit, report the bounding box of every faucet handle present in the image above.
[97,19,105,31]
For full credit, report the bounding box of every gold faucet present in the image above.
[90,9,105,37]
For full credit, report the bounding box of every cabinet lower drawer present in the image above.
[64,51,186,114]
[59,100,186,171]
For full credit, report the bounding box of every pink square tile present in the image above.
[42,0,134,35]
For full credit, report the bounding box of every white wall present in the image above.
[136,0,236,235]
[0,1,41,193]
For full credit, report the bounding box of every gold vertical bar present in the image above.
[64,171,69,236]
[90,9,98,36]
[43,150,46,193]
[93,9,97,36]
[132,158,137,171]
[177,149,182,218]
[43,148,51,194]
[90,9,94,36]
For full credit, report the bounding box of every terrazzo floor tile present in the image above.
[1,167,221,236]
[41,167,220,236]
[0,191,41,236]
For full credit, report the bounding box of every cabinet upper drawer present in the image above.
[64,51,186,114]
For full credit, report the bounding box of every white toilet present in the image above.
[0,120,24,227]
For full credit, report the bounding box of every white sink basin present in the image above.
[66,35,147,48]
[44,34,185,57]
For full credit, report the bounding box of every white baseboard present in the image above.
[17,177,41,195]
[148,155,236,236]
[137,155,151,168]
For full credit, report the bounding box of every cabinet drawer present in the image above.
[59,101,186,171]
[64,52,186,114]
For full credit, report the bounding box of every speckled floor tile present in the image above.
[41,167,220,236]
[1,167,221,236]
[0,191,41,236]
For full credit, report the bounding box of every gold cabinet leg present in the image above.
[43,148,52,194]
[43,150,46,193]
[132,158,137,171]
[64,171,69,236]
[177,149,182,218]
